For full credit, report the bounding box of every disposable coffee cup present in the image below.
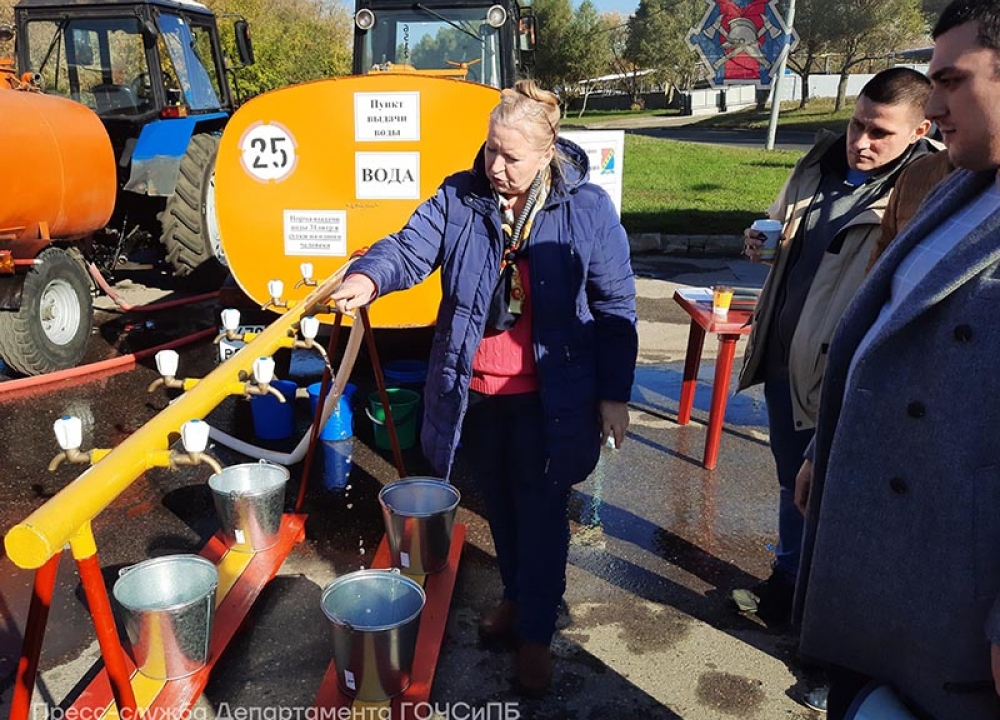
[750,219,783,261]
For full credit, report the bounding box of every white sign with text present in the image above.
[283,210,348,256]
[239,121,298,183]
[354,92,420,142]
[560,130,625,218]
[355,152,420,200]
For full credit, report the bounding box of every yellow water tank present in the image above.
[214,74,499,328]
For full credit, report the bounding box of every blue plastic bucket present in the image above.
[320,438,353,491]
[307,382,357,440]
[250,379,297,440]
[308,382,357,492]
[384,360,428,392]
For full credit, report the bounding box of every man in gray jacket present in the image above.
[794,1,1000,717]
[733,69,935,624]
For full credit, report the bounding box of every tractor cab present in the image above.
[352,0,536,89]
[13,0,252,186]
[12,0,251,118]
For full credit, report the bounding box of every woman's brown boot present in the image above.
[478,600,517,647]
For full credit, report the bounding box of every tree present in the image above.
[825,0,926,110]
[605,13,646,108]
[560,1,614,116]
[921,0,951,24]
[786,0,831,108]
[626,0,703,104]
[205,0,352,95]
[531,0,575,90]
[410,27,489,82]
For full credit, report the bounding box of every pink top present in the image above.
[470,258,539,395]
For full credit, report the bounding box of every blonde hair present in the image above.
[491,79,576,177]
[492,79,561,152]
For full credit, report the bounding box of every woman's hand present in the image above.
[330,273,377,314]
[599,400,629,449]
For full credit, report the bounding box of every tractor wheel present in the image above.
[0,247,94,376]
[160,133,228,289]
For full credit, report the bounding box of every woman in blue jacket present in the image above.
[332,80,638,695]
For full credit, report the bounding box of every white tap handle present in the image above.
[221,308,241,332]
[54,415,83,451]
[155,349,179,378]
[301,315,319,340]
[300,262,314,281]
[253,356,276,385]
[267,279,284,300]
[181,419,210,454]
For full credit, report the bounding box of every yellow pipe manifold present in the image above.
[4,266,351,570]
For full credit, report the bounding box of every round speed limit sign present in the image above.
[239,121,298,182]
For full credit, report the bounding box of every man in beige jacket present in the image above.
[732,67,936,625]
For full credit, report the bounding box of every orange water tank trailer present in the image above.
[214,74,500,329]
[0,90,117,252]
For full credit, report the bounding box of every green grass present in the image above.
[621,134,800,235]
[692,98,854,134]
[565,107,682,120]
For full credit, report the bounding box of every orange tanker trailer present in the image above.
[0,66,117,375]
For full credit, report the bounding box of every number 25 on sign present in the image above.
[239,121,298,183]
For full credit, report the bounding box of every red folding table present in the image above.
[673,288,755,470]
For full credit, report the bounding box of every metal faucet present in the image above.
[294,262,318,289]
[169,419,224,475]
[292,315,330,369]
[243,356,287,402]
[261,279,288,311]
[147,349,189,392]
[213,308,245,345]
[48,416,108,471]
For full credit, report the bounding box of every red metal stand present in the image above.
[678,322,706,426]
[8,555,61,720]
[360,306,408,479]
[67,515,307,720]
[76,553,139,718]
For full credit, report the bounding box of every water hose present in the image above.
[0,328,216,393]
[204,263,365,468]
[88,261,219,312]
[205,318,362,465]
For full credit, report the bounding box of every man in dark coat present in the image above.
[794,1,1000,717]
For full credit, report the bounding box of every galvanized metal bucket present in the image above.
[320,569,425,701]
[379,477,460,574]
[209,461,288,552]
[112,554,219,680]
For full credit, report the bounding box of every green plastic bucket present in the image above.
[366,388,420,451]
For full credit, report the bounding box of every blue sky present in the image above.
[584,0,640,16]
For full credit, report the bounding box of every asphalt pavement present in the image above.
[0,254,832,720]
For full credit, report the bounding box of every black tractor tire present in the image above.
[0,247,94,376]
[160,133,228,289]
